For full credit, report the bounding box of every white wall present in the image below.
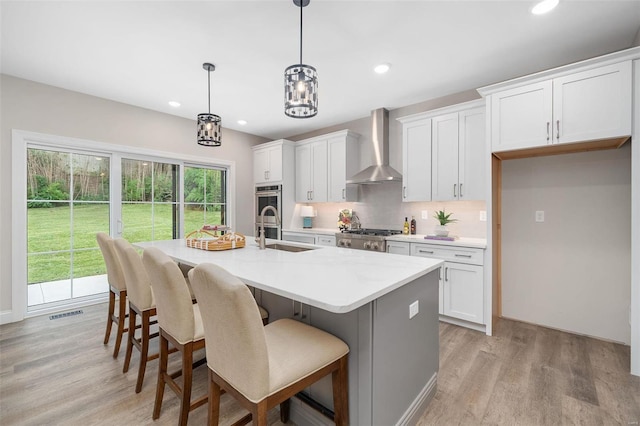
[501,144,632,344]
[0,74,268,319]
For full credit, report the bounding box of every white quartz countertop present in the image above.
[135,239,442,314]
[385,234,487,249]
[282,228,339,236]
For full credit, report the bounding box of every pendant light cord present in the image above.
[207,69,211,114]
[299,1,303,65]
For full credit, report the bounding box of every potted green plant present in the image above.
[433,209,457,236]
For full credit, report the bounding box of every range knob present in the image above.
[345,240,351,247]
[363,241,371,250]
[371,242,379,251]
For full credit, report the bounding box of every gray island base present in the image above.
[135,239,442,425]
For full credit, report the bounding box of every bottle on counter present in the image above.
[410,216,416,235]
[403,217,410,235]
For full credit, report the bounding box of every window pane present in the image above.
[184,207,205,234]
[72,154,110,201]
[27,148,70,201]
[73,249,106,279]
[122,159,151,202]
[28,202,70,253]
[184,165,226,230]
[153,203,177,240]
[28,252,71,284]
[153,163,177,202]
[73,203,109,249]
[122,202,152,243]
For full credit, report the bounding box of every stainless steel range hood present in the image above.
[346,108,402,184]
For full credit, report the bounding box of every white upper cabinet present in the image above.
[295,130,360,204]
[327,132,360,202]
[295,140,327,203]
[458,107,486,201]
[253,140,293,184]
[431,112,459,201]
[489,61,632,152]
[400,117,432,202]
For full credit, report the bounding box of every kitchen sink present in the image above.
[265,243,315,253]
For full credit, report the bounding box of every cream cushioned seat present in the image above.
[189,262,349,426]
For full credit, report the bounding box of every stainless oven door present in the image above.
[255,223,281,240]
[255,186,281,225]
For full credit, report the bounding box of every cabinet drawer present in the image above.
[316,235,336,247]
[411,243,483,265]
[281,232,316,245]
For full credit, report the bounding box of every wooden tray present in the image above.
[185,230,245,251]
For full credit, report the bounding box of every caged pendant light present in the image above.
[284,0,318,118]
[197,62,222,146]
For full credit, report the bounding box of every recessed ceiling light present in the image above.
[374,63,391,74]
[168,101,181,108]
[237,120,247,126]
[531,0,559,15]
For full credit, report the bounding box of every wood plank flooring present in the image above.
[1,303,639,425]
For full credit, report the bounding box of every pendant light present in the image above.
[284,0,318,118]
[197,63,222,146]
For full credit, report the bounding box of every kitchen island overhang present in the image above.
[135,239,443,425]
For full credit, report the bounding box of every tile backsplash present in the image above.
[294,182,487,238]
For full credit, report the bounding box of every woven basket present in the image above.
[185,229,246,251]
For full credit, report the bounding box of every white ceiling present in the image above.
[2,1,639,140]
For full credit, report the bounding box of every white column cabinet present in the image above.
[399,117,431,202]
[490,61,632,152]
[295,140,327,203]
[253,140,291,184]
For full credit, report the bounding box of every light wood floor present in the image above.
[1,303,639,425]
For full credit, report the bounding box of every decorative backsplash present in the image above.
[295,182,487,238]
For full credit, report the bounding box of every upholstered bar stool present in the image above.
[142,247,208,426]
[113,238,160,393]
[189,263,350,426]
[96,232,128,358]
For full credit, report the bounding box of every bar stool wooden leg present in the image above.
[103,289,115,345]
[208,369,221,426]
[332,355,349,426]
[179,341,194,426]
[135,310,152,393]
[153,334,168,420]
[113,290,127,358]
[122,307,137,373]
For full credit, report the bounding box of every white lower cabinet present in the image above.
[410,242,484,326]
[281,231,336,247]
[386,241,410,255]
[315,235,336,247]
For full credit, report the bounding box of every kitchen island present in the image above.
[136,238,443,426]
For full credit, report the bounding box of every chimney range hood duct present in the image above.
[346,108,403,184]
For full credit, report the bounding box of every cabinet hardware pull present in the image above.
[556,120,560,141]
[342,188,346,199]
[453,184,457,197]
[419,249,434,254]
[403,186,407,198]
[310,190,313,200]
[460,183,463,198]
[454,254,472,258]
[546,122,550,142]
[445,267,449,282]
[292,300,299,317]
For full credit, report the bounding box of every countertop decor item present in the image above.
[434,209,457,237]
[186,229,245,251]
[338,208,352,230]
[197,63,222,146]
[284,0,318,118]
[300,205,316,228]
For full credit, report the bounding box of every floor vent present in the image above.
[49,310,84,320]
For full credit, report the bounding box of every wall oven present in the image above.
[255,185,282,240]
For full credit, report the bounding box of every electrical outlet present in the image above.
[479,210,487,222]
[535,210,545,222]
[421,210,428,220]
[409,300,419,319]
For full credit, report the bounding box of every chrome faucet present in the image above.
[256,205,281,250]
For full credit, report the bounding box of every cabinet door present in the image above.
[491,80,553,152]
[310,141,328,202]
[459,107,486,200]
[254,148,270,184]
[431,112,459,201]
[553,62,632,145]
[328,137,347,202]
[267,145,283,182]
[386,241,410,255]
[402,118,431,201]
[316,235,336,247]
[295,144,312,202]
[442,262,483,324]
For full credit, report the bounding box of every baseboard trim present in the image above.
[439,315,487,334]
[0,309,17,325]
[289,396,333,426]
[395,372,438,426]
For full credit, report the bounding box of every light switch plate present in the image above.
[409,300,419,319]
[421,210,428,220]
[479,210,487,222]
[535,210,545,222]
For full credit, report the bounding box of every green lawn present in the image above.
[27,203,221,283]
